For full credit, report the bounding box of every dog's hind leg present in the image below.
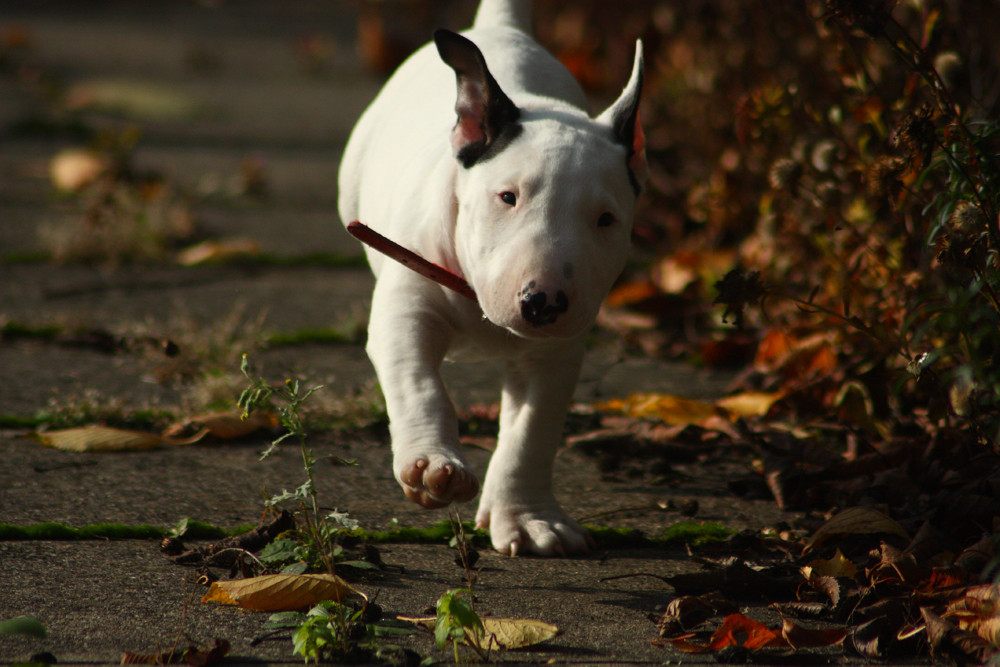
[475,340,593,556]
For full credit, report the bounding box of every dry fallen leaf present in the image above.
[666,613,785,653]
[49,148,109,192]
[597,391,783,426]
[780,617,848,649]
[32,425,165,452]
[802,548,859,579]
[65,79,202,121]
[944,583,1000,647]
[598,393,720,425]
[202,574,362,612]
[176,238,260,266]
[716,392,785,419]
[657,593,735,637]
[397,616,559,650]
[121,638,229,665]
[162,410,277,443]
[803,507,910,554]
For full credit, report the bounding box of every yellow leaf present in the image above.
[596,393,720,426]
[716,392,784,419]
[32,426,165,452]
[803,507,909,554]
[397,616,559,650]
[596,391,783,426]
[477,617,560,650]
[201,574,362,611]
[802,548,859,579]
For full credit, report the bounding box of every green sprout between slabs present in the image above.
[238,352,363,575]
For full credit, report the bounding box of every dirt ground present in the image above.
[0,2,910,665]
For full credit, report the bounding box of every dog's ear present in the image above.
[598,40,646,192]
[434,29,520,168]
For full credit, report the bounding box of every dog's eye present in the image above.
[597,212,615,227]
[499,191,517,206]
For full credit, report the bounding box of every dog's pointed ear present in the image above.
[598,40,646,192]
[435,29,520,168]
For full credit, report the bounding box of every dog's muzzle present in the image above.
[520,286,568,327]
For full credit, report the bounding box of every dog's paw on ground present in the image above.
[476,501,593,557]
[396,453,480,508]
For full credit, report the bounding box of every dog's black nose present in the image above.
[520,289,568,326]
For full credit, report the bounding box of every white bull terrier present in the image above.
[338,0,646,556]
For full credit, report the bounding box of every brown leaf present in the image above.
[201,574,362,611]
[657,593,735,637]
[397,616,559,650]
[121,638,229,665]
[903,521,948,564]
[954,534,996,575]
[872,541,921,585]
[944,583,1000,645]
[781,617,848,649]
[846,616,893,659]
[803,507,909,554]
[923,605,998,662]
[176,238,260,266]
[162,410,277,443]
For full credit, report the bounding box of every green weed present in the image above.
[264,600,415,665]
[434,588,486,663]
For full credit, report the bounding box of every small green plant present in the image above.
[265,600,414,665]
[238,353,359,575]
[435,588,486,663]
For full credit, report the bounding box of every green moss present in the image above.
[0,322,61,341]
[359,520,489,546]
[588,522,733,549]
[658,521,733,546]
[0,415,43,429]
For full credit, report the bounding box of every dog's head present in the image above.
[435,30,646,339]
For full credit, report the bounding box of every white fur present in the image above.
[338,0,644,556]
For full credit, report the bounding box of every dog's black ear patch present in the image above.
[435,29,521,168]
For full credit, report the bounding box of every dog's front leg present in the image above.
[366,276,480,509]
[475,341,592,556]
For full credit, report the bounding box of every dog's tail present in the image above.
[472,0,532,32]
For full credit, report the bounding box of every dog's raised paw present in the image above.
[397,455,480,509]
[476,503,593,557]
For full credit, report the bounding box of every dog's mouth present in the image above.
[480,305,591,341]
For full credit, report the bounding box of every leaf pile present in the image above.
[649,509,1000,663]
